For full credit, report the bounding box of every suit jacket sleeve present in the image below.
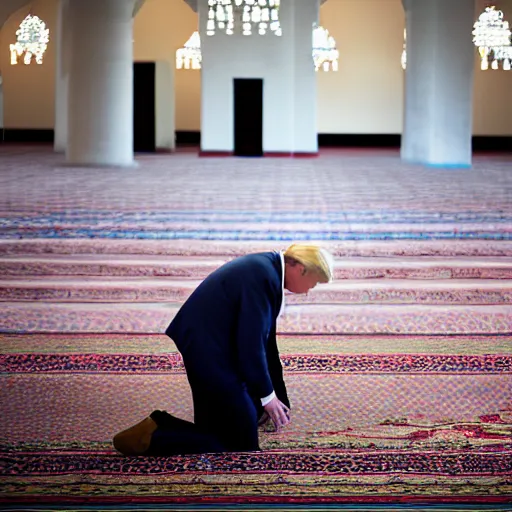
[235,277,276,400]
[266,326,290,409]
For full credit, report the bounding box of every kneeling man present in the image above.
[113,243,334,456]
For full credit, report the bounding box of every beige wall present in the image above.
[318,0,405,134]
[0,0,511,135]
[0,25,3,128]
[473,0,512,135]
[318,0,512,135]
[133,0,200,131]
[0,0,57,128]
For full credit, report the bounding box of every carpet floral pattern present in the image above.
[0,147,511,507]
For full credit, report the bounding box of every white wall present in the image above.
[199,0,318,153]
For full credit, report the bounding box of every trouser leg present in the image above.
[112,410,226,456]
[186,370,260,452]
[146,410,226,455]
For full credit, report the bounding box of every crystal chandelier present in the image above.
[312,24,339,72]
[10,14,49,65]
[472,6,511,71]
[176,31,202,70]
[206,0,282,37]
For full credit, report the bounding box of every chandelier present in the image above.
[312,24,339,72]
[176,25,339,72]
[206,0,282,37]
[176,31,202,70]
[472,6,511,71]
[10,14,49,65]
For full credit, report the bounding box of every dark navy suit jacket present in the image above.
[165,251,290,409]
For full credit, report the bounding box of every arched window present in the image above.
[10,14,50,65]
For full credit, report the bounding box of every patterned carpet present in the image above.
[0,146,511,508]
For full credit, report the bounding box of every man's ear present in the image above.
[300,264,307,276]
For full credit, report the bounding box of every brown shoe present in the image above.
[113,416,158,456]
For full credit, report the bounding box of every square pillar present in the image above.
[401,0,476,167]
[199,0,318,155]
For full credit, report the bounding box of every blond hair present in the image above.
[283,244,335,283]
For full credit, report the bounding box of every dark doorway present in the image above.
[233,78,263,157]
[133,62,156,152]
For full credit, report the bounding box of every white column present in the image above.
[291,0,318,154]
[401,0,475,167]
[54,0,69,153]
[199,0,317,154]
[67,0,136,166]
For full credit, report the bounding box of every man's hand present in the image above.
[263,397,290,431]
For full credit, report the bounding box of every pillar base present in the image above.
[403,158,472,169]
[60,161,140,169]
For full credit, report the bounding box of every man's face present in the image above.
[284,263,324,294]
